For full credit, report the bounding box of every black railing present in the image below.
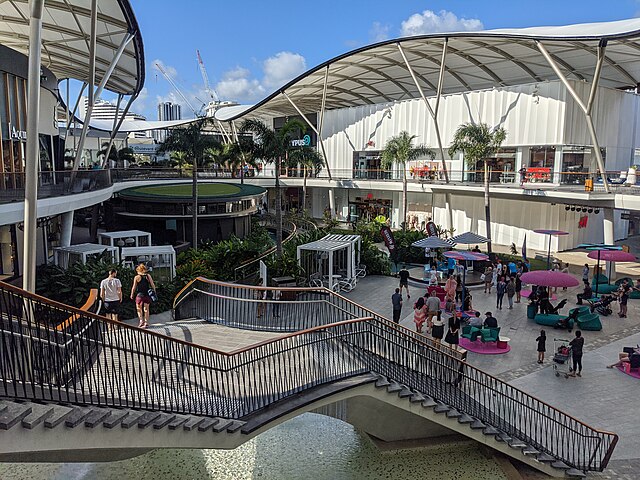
[0,280,617,472]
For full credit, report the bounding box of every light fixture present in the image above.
[565,206,570,211]
[588,208,593,213]
[570,206,576,211]
[582,207,588,213]
[594,209,600,214]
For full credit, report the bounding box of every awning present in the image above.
[412,237,456,249]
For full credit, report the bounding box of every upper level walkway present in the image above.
[0,279,618,477]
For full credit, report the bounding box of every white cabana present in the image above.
[98,230,152,248]
[121,246,176,281]
[54,243,118,269]
[297,234,361,291]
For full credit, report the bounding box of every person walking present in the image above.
[445,313,460,351]
[505,277,516,309]
[431,309,445,345]
[582,264,590,284]
[129,264,156,329]
[425,290,441,331]
[391,288,403,324]
[272,287,281,318]
[569,330,584,377]
[413,296,426,333]
[536,330,546,364]
[515,272,522,303]
[518,165,527,186]
[255,278,266,318]
[455,274,463,305]
[398,265,410,298]
[100,269,122,322]
[483,265,493,294]
[618,280,630,318]
[444,274,457,302]
[496,276,506,310]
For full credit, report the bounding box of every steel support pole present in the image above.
[94,33,133,102]
[101,94,136,169]
[318,66,329,142]
[23,0,45,293]
[281,91,332,180]
[71,0,98,173]
[536,41,610,193]
[66,82,87,139]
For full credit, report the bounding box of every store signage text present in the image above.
[291,134,311,147]
[9,123,26,141]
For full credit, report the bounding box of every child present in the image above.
[536,330,546,364]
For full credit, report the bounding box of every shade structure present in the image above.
[534,229,569,269]
[450,232,489,245]
[520,271,579,288]
[443,251,489,262]
[587,250,636,262]
[412,237,456,249]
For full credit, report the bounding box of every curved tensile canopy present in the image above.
[219,18,640,121]
[0,0,144,95]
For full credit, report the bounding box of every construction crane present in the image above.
[197,49,220,103]
[154,61,200,117]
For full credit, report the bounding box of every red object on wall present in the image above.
[578,216,588,229]
[367,193,373,200]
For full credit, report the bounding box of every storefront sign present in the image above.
[9,123,26,141]
[380,226,396,257]
[291,134,311,147]
[425,221,438,237]
[130,144,160,155]
[621,213,631,220]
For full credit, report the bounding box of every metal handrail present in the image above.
[0,280,618,472]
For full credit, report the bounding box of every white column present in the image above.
[328,188,336,219]
[59,211,74,247]
[22,0,45,293]
[603,208,615,279]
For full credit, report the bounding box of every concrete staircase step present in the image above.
[421,397,437,408]
[84,409,111,428]
[536,453,556,463]
[64,408,91,428]
[103,410,129,429]
[457,414,474,424]
[197,417,219,432]
[152,414,177,430]
[484,426,501,436]
[44,405,73,428]
[551,461,571,470]
[21,404,54,429]
[120,411,145,429]
[386,381,403,393]
[374,376,391,388]
[409,393,425,403]
[508,440,528,449]
[565,468,586,478]
[433,403,450,414]
[213,418,233,433]
[522,446,540,456]
[183,416,206,431]
[168,415,190,430]
[226,420,245,433]
[398,387,413,398]
[470,419,486,430]
[0,402,32,430]
[137,412,162,429]
[445,409,461,419]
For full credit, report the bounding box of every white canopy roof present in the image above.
[298,239,352,252]
[56,243,116,254]
[120,246,175,257]
[222,18,640,121]
[0,0,144,95]
[98,229,150,239]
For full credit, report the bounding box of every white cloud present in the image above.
[370,22,390,43]
[400,10,483,36]
[151,59,178,80]
[214,51,307,103]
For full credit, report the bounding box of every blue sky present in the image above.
[125,0,640,119]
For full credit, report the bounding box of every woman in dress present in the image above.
[444,274,457,302]
[413,296,427,334]
[455,274,463,304]
[515,272,522,303]
[445,313,461,351]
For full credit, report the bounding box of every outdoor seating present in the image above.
[569,306,591,317]
[534,313,574,329]
[480,327,501,344]
[427,285,446,301]
[576,313,603,331]
[355,264,367,278]
[337,276,357,292]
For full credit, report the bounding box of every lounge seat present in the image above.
[569,306,591,318]
[577,313,602,331]
[594,284,618,294]
[480,327,500,344]
[535,314,574,329]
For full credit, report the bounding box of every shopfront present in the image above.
[527,146,555,183]
[348,192,392,223]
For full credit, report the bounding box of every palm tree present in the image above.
[98,143,135,168]
[380,131,435,230]
[448,122,507,253]
[287,146,324,213]
[158,118,217,249]
[170,151,189,177]
[240,118,306,255]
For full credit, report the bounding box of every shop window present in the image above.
[528,146,556,183]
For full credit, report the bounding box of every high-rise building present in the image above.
[155,102,182,142]
[79,97,150,139]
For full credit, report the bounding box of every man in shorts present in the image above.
[398,265,410,298]
[100,269,122,322]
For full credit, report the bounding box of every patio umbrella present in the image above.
[578,243,623,297]
[533,229,569,270]
[520,270,580,288]
[443,251,489,308]
[411,237,456,249]
[450,232,489,246]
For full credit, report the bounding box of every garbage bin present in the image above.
[584,178,594,192]
[527,303,538,320]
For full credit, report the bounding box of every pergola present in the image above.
[297,235,361,289]
[54,243,118,269]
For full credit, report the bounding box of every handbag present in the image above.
[480,274,486,281]
[148,288,158,303]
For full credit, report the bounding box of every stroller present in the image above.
[552,338,573,378]
[590,295,616,316]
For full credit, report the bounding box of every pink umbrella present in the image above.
[587,250,636,262]
[520,271,579,288]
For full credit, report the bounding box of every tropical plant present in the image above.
[170,151,189,177]
[448,122,506,252]
[287,146,324,213]
[158,118,218,249]
[240,118,307,255]
[98,143,135,168]
[380,131,435,230]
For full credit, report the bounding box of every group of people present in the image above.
[483,259,525,310]
[99,264,156,329]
